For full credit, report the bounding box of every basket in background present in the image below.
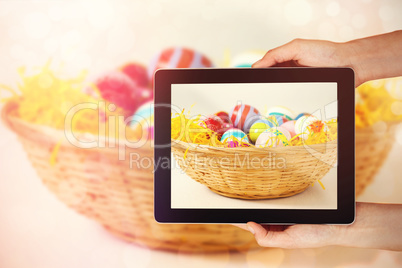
[1,101,258,253]
[172,139,338,199]
[355,122,398,196]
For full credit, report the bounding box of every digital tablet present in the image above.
[154,68,355,224]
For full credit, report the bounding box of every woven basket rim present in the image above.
[1,100,152,151]
[171,138,338,154]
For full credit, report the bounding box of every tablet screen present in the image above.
[170,82,338,210]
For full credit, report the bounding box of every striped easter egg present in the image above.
[267,106,296,121]
[220,129,249,143]
[229,104,261,132]
[148,47,213,83]
[221,129,249,148]
[130,101,154,140]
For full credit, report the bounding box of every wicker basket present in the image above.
[172,139,338,199]
[1,101,258,253]
[355,122,398,196]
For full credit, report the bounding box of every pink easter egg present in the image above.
[280,120,296,137]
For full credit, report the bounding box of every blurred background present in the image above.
[0,0,401,85]
[1,0,402,267]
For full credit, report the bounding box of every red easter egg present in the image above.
[216,122,233,137]
[95,71,153,115]
[214,111,231,123]
[120,62,149,88]
[148,47,213,85]
[203,116,224,133]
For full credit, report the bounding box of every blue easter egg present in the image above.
[130,101,154,139]
[221,129,249,143]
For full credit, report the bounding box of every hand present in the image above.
[252,31,402,87]
[235,221,339,249]
[234,202,402,251]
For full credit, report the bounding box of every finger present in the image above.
[232,224,249,231]
[247,222,293,248]
[247,222,272,247]
[252,40,301,68]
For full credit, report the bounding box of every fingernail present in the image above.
[247,224,255,235]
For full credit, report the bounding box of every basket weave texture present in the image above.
[1,102,257,253]
[355,122,398,196]
[172,139,338,199]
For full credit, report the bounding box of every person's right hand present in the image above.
[252,31,402,87]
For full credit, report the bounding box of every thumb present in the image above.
[247,221,271,247]
[252,39,301,68]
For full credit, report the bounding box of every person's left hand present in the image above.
[234,222,340,249]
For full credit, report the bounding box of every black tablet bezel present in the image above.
[154,68,355,224]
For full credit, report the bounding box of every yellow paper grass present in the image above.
[356,77,402,128]
[0,64,140,140]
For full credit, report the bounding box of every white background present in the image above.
[172,82,338,119]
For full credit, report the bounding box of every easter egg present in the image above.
[280,120,297,137]
[221,129,249,143]
[230,51,265,68]
[295,115,327,140]
[130,101,154,140]
[267,106,296,121]
[216,122,233,137]
[203,115,225,133]
[120,62,149,88]
[229,104,260,132]
[226,139,251,148]
[295,112,310,120]
[249,119,276,143]
[266,114,287,126]
[214,111,231,123]
[95,71,153,116]
[148,47,214,84]
[255,127,291,148]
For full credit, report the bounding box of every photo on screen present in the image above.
[171,83,338,210]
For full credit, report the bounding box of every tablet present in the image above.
[154,68,355,224]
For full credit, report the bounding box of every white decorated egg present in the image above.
[255,127,291,148]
